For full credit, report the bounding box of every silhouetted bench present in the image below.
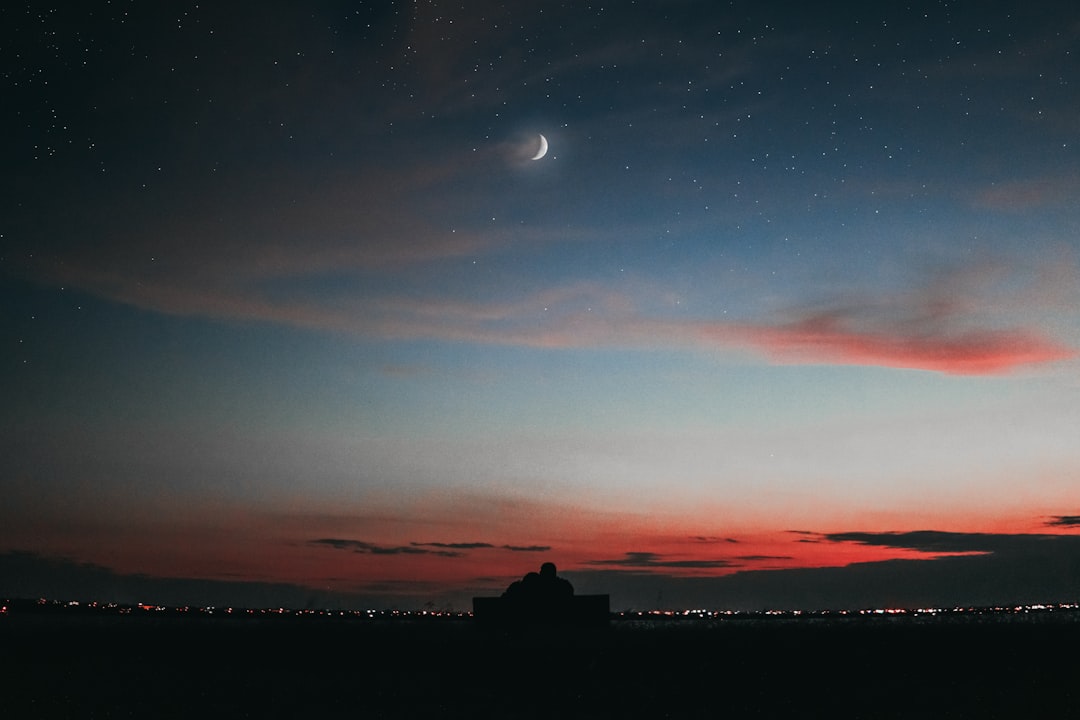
[472,594,610,626]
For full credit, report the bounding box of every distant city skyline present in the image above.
[3,1,1079,611]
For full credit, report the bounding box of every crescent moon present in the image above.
[530,134,548,161]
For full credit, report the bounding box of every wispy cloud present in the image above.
[717,314,1073,375]
[311,538,553,557]
[0,551,368,609]
[586,551,737,570]
[310,538,462,558]
[709,258,1077,374]
[411,541,493,550]
[1045,515,1080,528]
[412,541,553,552]
[27,185,1077,379]
[820,530,1068,556]
[48,264,1074,375]
[568,532,1080,610]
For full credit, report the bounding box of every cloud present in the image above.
[707,257,1077,374]
[0,551,368,609]
[20,186,1076,376]
[323,279,1073,376]
[411,541,553,552]
[310,538,462,558]
[820,533,1023,557]
[564,531,1080,611]
[388,258,1076,374]
[716,314,1074,376]
[1046,516,1080,528]
[586,551,738,570]
[411,541,494,550]
[312,538,553,557]
[820,530,1066,556]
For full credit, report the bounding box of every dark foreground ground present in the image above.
[3,611,1078,718]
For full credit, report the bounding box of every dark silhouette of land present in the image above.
[2,600,1079,717]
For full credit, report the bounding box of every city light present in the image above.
[3,596,1078,625]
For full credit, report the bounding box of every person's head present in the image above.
[540,562,557,578]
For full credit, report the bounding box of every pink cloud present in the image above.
[716,314,1074,375]
[40,249,1077,377]
[66,272,1075,375]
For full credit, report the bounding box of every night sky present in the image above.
[3,1,1079,611]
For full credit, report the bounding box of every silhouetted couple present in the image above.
[502,562,574,612]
